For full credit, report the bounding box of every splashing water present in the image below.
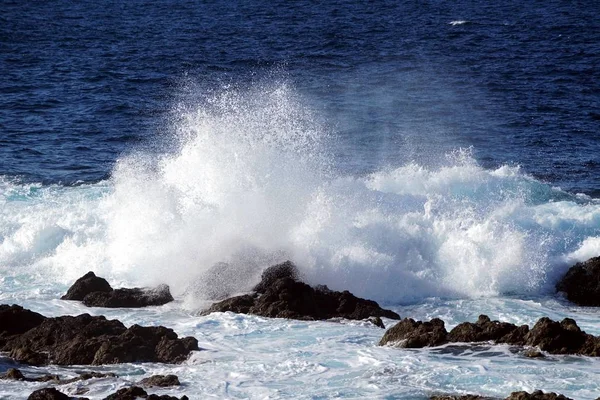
[1,84,599,307]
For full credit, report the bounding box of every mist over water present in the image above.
[1,83,599,307]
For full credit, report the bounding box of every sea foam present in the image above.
[1,84,599,306]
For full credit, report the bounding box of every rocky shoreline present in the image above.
[1,257,599,399]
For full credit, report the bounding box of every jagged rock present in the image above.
[82,285,174,308]
[104,387,148,400]
[523,317,595,355]
[27,388,88,400]
[0,304,46,346]
[1,368,25,380]
[430,396,492,400]
[556,256,600,306]
[103,386,188,400]
[380,314,600,357]
[138,374,180,387]
[1,307,199,366]
[367,316,385,328]
[61,272,113,301]
[252,261,299,293]
[505,390,573,400]
[379,318,448,348]
[62,272,173,308]
[2,368,117,384]
[202,261,400,322]
[448,315,527,344]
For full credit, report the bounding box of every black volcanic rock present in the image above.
[556,256,600,306]
[252,261,299,293]
[103,386,188,400]
[448,315,528,344]
[138,374,181,387]
[380,314,600,357]
[82,285,174,308]
[379,318,448,348]
[202,261,400,322]
[505,390,573,400]
[1,307,199,366]
[0,304,46,346]
[27,388,87,400]
[62,272,173,308]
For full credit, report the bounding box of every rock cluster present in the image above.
[202,261,400,322]
[380,314,600,356]
[0,304,199,365]
[27,386,188,400]
[61,272,174,308]
[0,368,115,383]
[430,391,572,400]
[556,256,600,306]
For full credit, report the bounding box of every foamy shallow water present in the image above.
[2,291,600,399]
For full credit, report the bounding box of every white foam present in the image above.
[1,84,600,306]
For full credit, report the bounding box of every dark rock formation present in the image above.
[202,261,400,322]
[61,272,113,301]
[0,306,199,366]
[0,304,46,346]
[1,367,115,383]
[27,388,87,400]
[556,256,600,306]
[379,318,448,348]
[381,314,600,357]
[505,390,573,400]
[430,396,492,400]
[448,315,527,344]
[103,386,188,400]
[252,261,299,293]
[430,392,572,400]
[82,285,174,308]
[27,387,188,400]
[61,272,174,308]
[138,375,181,387]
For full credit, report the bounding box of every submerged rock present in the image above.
[430,396,493,400]
[62,272,174,308]
[202,261,400,322]
[27,388,87,400]
[0,306,199,366]
[556,256,600,306]
[380,314,600,357]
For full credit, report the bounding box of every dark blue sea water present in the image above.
[2,0,599,194]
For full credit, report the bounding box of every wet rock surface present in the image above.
[1,368,115,383]
[556,256,600,306]
[138,374,181,387]
[27,387,188,400]
[103,386,188,400]
[430,392,573,400]
[0,305,199,366]
[0,304,46,347]
[379,318,447,348]
[202,261,400,321]
[381,314,600,356]
[27,387,84,400]
[505,390,573,400]
[61,272,174,308]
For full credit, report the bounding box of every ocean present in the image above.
[1,0,600,398]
